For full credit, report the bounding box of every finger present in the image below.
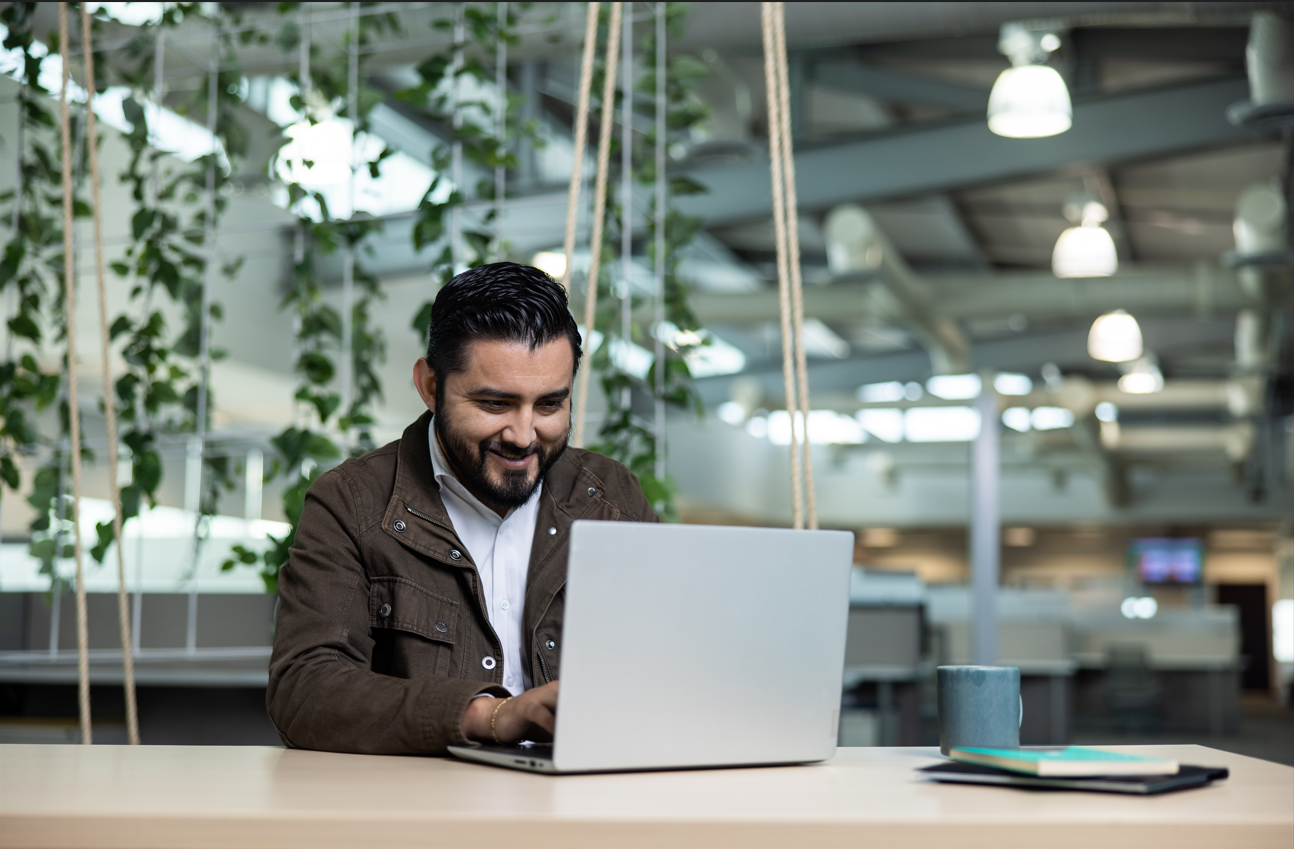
[521,700,556,735]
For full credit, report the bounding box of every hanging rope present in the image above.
[559,3,601,293]
[571,1,623,449]
[80,3,141,744]
[771,2,817,530]
[762,1,818,530]
[58,2,92,746]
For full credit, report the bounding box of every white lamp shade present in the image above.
[278,120,353,186]
[987,65,1072,138]
[1088,310,1143,363]
[1052,224,1118,277]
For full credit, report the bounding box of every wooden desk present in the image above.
[2,744,1290,849]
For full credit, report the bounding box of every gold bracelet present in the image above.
[490,696,513,744]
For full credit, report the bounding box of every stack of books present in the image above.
[920,747,1228,795]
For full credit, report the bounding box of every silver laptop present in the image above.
[449,521,854,773]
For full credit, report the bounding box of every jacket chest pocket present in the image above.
[369,577,459,679]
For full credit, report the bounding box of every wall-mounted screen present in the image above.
[1129,538,1203,584]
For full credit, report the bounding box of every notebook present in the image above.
[920,762,1228,795]
[947,746,1179,777]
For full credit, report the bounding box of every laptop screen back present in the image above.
[552,522,854,772]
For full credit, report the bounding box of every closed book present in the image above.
[948,746,1179,777]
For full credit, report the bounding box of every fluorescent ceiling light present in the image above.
[858,381,905,403]
[1002,407,1032,432]
[1274,599,1293,663]
[856,409,904,443]
[1031,406,1074,430]
[716,401,747,426]
[1087,310,1143,363]
[926,373,981,400]
[531,251,567,280]
[904,407,980,442]
[987,65,1072,139]
[765,411,866,446]
[994,373,1033,395]
[1118,357,1164,395]
[1095,401,1119,422]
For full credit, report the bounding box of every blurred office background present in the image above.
[0,2,1291,764]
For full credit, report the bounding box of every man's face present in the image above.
[415,338,574,515]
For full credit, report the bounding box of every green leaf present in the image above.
[7,314,40,342]
[0,456,19,490]
[131,208,156,241]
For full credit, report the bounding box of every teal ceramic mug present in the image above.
[937,665,1022,755]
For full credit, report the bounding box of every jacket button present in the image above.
[449,549,462,560]
[587,487,596,496]
[481,656,496,670]
[378,603,392,618]
[435,620,447,633]
[545,639,556,650]
[547,526,557,536]
[393,520,406,533]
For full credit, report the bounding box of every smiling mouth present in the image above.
[488,450,537,471]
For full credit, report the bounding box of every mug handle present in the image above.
[1019,695,1024,728]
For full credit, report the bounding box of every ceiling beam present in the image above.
[811,60,989,111]
[679,266,1253,325]
[675,76,1252,226]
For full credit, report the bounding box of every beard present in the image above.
[434,406,568,512]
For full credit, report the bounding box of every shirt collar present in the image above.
[428,416,540,524]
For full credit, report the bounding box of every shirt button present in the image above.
[587,487,596,496]
[500,599,509,610]
[449,549,462,560]
[435,620,447,633]
[378,604,392,618]
[482,656,496,670]
[505,675,514,687]
[547,526,557,536]
[545,639,556,650]
[393,520,406,533]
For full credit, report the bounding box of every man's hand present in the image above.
[460,680,559,744]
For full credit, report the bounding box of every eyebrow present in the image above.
[468,387,571,402]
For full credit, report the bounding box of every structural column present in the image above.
[970,376,1000,666]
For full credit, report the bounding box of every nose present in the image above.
[501,406,536,447]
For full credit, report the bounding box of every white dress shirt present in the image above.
[428,419,538,696]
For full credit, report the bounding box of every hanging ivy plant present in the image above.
[0,3,80,580]
[584,2,710,522]
[400,1,541,325]
[223,4,400,593]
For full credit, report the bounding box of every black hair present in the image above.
[426,262,582,388]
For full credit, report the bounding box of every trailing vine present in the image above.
[401,1,540,327]
[94,3,246,566]
[0,3,78,579]
[584,2,710,522]
[224,4,400,592]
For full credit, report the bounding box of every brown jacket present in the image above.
[267,411,658,754]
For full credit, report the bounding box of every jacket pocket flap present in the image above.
[369,577,458,643]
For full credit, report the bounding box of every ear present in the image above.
[413,358,437,413]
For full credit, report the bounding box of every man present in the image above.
[268,263,658,754]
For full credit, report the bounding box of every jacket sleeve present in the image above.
[267,469,506,754]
